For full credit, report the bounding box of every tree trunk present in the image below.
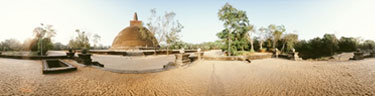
[153,41,157,55]
[228,34,231,56]
[260,41,263,50]
[281,42,286,53]
[153,46,157,55]
[167,44,170,55]
[272,38,276,50]
[250,39,254,52]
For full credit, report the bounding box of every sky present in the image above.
[0,0,374,46]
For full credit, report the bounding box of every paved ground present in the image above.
[1,57,375,95]
[92,55,175,71]
[48,51,176,71]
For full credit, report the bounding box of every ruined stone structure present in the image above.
[175,54,191,67]
[350,49,364,60]
[111,13,159,50]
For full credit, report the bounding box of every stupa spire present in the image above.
[134,12,138,21]
[130,12,142,26]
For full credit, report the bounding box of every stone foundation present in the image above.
[42,59,77,74]
[195,52,204,60]
[289,52,302,61]
[350,51,364,60]
[370,50,375,57]
[175,54,191,67]
[78,54,92,65]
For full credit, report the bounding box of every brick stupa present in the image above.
[110,13,159,50]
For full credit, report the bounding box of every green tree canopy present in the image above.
[145,9,183,55]
[217,3,253,56]
[31,23,56,55]
[68,29,90,50]
[268,24,286,50]
[282,33,298,52]
[338,37,359,52]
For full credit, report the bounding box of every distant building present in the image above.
[110,13,159,50]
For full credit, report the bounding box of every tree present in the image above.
[68,29,90,50]
[321,34,339,56]
[268,24,285,51]
[338,37,359,52]
[295,34,339,59]
[217,3,253,56]
[145,9,161,55]
[53,42,67,50]
[92,34,101,49]
[0,38,22,51]
[145,9,183,55]
[31,23,56,55]
[256,27,270,51]
[359,40,375,50]
[281,33,298,52]
[246,28,256,52]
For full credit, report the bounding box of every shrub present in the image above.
[338,37,358,52]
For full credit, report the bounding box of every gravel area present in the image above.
[1,57,375,95]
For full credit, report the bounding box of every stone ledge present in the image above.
[42,59,77,74]
[102,62,176,74]
[0,55,67,60]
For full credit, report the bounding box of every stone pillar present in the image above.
[195,48,203,60]
[351,49,364,60]
[291,52,302,61]
[370,50,375,57]
[78,49,92,65]
[179,48,185,54]
[66,49,75,59]
[175,53,191,67]
[274,48,279,58]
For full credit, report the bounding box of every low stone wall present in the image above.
[89,50,197,56]
[102,62,176,74]
[202,53,272,61]
[42,59,77,74]
[244,53,273,60]
[0,55,67,60]
[175,54,191,67]
[278,52,303,61]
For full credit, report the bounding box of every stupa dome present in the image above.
[110,13,159,50]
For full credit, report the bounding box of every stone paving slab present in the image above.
[91,55,175,71]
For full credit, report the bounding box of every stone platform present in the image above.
[91,54,176,73]
[88,50,196,56]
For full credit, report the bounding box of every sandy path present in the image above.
[1,58,375,95]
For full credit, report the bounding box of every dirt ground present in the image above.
[1,57,375,95]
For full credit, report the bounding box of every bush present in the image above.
[30,38,54,55]
[295,34,339,59]
[0,39,22,51]
[359,40,375,51]
[338,37,358,52]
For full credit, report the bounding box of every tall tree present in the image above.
[68,29,90,50]
[359,40,375,50]
[268,24,285,50]
[31,23,56,55]
[217,3,253,56]
[281,33,298,52]
[322,34,339,56]
[92,34,101,49]
[256,27,270,51]
[338,37,359,52]
[145,8,183,55]
[0,38,22,51]
[246,28,255,52]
